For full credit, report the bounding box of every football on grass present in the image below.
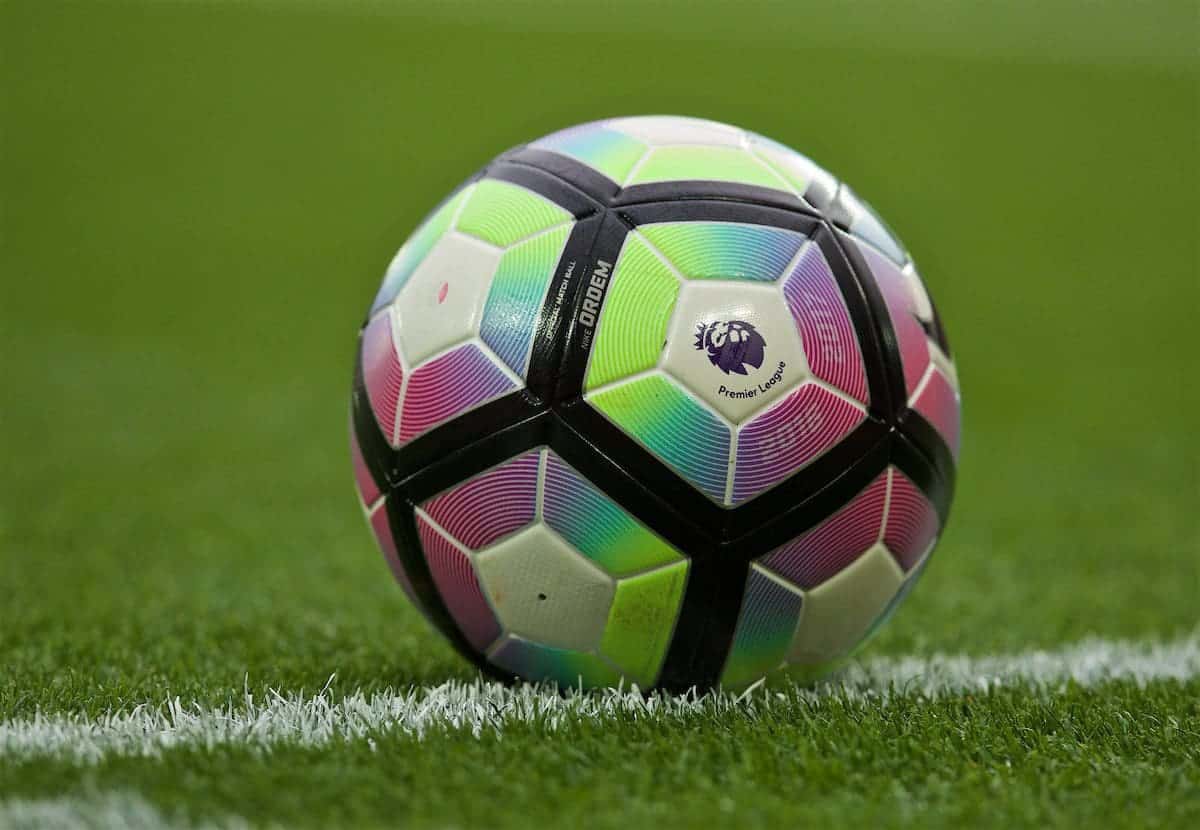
[349,115,961,691]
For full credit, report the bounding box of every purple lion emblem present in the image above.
[694,320,766,375]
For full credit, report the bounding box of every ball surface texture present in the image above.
[351,115,961,691]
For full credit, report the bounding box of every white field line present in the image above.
[2,635,1196,764]
[0,792,247,830]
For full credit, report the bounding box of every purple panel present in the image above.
[420,451,539,550]
[720,567,804,689]
[399,343,516,444]
[783,245,869,405]
[759,472,888,589]
[350,426,380,507]
[733,383,864,504]
[361,311,405,446]
[855,240,930,398]
[417,514,500,651]
[369,500,417,605]
[883,468,940,572]
[912,366,961,459]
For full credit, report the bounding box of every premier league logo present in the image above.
[694,320,766,375]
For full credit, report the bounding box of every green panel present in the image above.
[535,125,647,183]
[639,221,805,282]
[370,186,469,313]
[584,234,679,391]
[600,562,689,687]
[719,566,803,690]
[543,454,684,577]
[751,146,810,195]
[587,374,730,502]
[491,637,623,690]
[480,224,571,376]
[846,188,909,266]
[628,146,785,189]
[455,179,571,247]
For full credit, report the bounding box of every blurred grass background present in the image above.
[1,0,1197,715]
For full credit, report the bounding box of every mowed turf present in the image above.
[1,1,1197,827]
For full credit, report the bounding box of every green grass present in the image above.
[1,0,1197,826]
[7,682,1200,829]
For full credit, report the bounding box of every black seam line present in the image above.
[472,148,927,433]
[388,399,549,497]
[821,206,958,521]
[355,387,545,492]
[494,148,832,221]
[546,409,719,554]
[350,167,945,546]
[611,181,823,216]
[544,193,904,545]
[497,147,622,201]
[611,208,638,232]
[488,155,614,210]
[481,164,603,220]
[354,246,907,554]
[361,379,896,563]
[394,411,554,507]
[821,207,957,521]
[551,211,632,403]
[350,350,395,498]
[383,493,513,685]
[894,410,957,520]
[550,397,895,555]
[617,199,821,233]
[723,428,894,551]
[655,554,747,694]
[826,222,905,422]
[359,386,947,564]
[355,206,950,528]
[529,215,607,404]
[925,291,954,358]
[888,432,955,526]
[811,223,893,422]
[351,359,507,680]
[659,429,892,692]
[898,407,956,484]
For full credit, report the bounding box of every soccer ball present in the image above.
[350,116,960,692]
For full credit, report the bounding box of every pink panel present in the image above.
[912,366,961,458]
[783,245,869,404]
[417,514,500,651]
[733,383,864,504]
[856,241,929,397]
[883,468,940,572]
[759,472,888,589]
[361,311,404,445]
[420,451,539,550]
[369,500,417,604]
[399,343,516,444]
[350,427,380,507]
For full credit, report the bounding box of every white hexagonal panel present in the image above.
[606,115,744,148]
[746,132,839,203]
[788,542,904,665]
[475,523,615,652]
[662,280,808,423]
[394,231,501,367]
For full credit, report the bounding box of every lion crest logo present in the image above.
[694,320,766,375]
